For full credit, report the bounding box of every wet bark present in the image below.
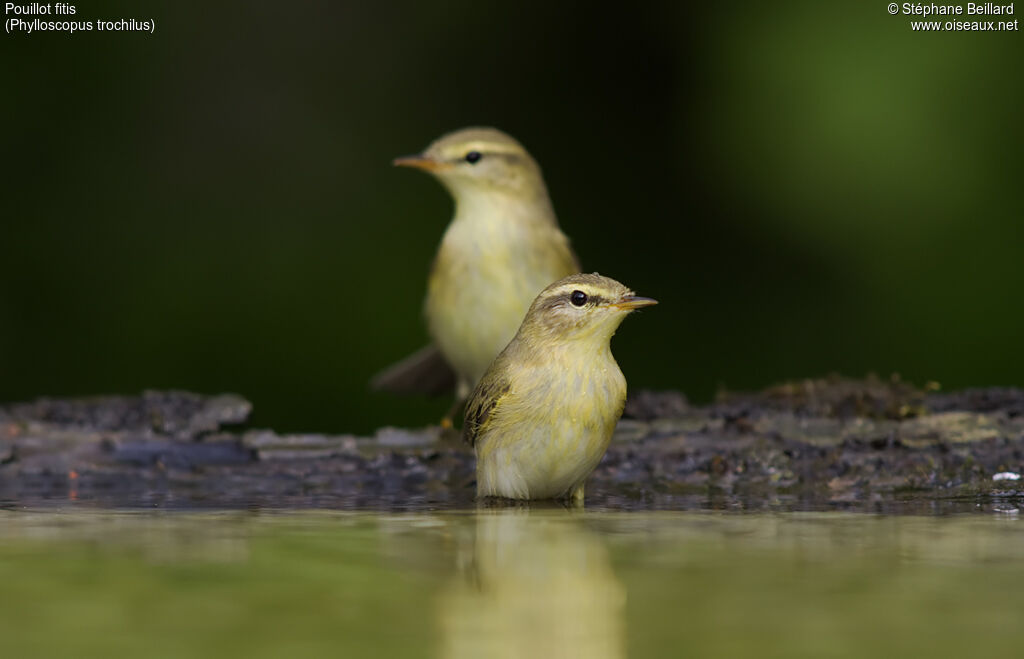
[2,377,1022,512]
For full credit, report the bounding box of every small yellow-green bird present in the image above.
[372,128,580,417]
[463,273,656,501]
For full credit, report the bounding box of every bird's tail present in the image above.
[370,344,457,396]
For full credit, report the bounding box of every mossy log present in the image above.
[1,377,1022,511]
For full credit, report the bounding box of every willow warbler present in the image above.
[463,273,656,501]
[372,127,580,414]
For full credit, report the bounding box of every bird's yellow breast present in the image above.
[475,346,626,500]
[426,195,577,393]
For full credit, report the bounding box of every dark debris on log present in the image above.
[1,377,1022,512]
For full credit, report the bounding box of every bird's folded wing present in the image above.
[462,366,511,447]
[370,344,457,396]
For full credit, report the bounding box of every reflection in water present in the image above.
[1,510,1024,657]
[439,508,626,659]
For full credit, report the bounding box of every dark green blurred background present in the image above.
[2,1,1021,433]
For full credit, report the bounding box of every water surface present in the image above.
[2,508,1023,657]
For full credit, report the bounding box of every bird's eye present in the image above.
[464,150,482,164]
[570,290,588,307]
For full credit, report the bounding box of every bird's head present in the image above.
[393,127,546,200]
[520,273,657,345]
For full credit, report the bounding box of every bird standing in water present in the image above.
[463,273,656,502]
[372,128,580,425]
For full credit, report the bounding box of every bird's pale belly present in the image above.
[477,419,615,499]
[427,246,568,392]
[427,282,527,390]
[475,365,626,500]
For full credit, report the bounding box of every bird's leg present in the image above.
[441,382,471,430]
[441,397,466,431]
[568,483,585,506]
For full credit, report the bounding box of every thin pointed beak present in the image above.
[392,154,452,172]
[613,296,658,310]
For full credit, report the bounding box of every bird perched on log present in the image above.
[463,273,656,501]
[372,127,580,425]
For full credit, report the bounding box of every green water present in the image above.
[1,509,1023,658]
